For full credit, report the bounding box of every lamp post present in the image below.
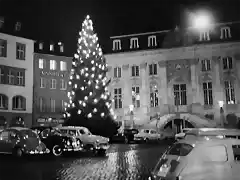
[218,100,225,127]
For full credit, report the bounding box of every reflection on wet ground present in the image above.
[0,143,170,180]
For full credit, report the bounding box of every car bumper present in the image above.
[27,148,50,155]
[95,144,110,150]
[63,145,83,152]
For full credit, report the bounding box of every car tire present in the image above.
[52,145,62,157]
[13,147,23,158]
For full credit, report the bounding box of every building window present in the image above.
[50,60,57,70]
[39,59,46,69]
[50,44,54,51]
[60,61,67,71]
[15,22,21,31]
[224,81,235,104]
[16,71,25,86]
[113,67,121,78]
[12,95,26,110]
[0,17,4,29]
[132,87,140,108]
[220,26,231,39]
[16,43,25,60]
[50,79,57,89]
[58,42,64,52]
[173,84,187,106]
[150,87,158,107]
[203,82,213,105]
[0,39,7,57]
[50,99,55,112]
[114,88,122,109]
[0,94,8,109]
[40,77,46,88]
[149,63,157,75]
[223,57,233,70]
[61,100,65,111]
[39,42,43,50]
[60,79,67,90]
[39,97,45,112]
[131,65,139,77]
[201,59,211,71]
[112,39,121,51]
[130,38,139,49]
[199,31,210,41]
[0,67,4,84]
[148,35,157,47]
[7,69,14,85]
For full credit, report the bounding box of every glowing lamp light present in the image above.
[101,113,105,117]
[218,101,224,108]
[93,108,97,113]
[190,11,213,30]
[129,104,134,112]
[88,113,92,118]
[78,110,81,114]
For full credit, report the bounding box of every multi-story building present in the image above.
[105,21,240,131]
[0,17,34,128]
[33,41,72,126]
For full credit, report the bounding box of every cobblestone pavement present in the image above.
[0,142,171,180]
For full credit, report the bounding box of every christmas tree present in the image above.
[63,15,118,136]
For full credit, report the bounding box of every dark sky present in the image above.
[0,0,239,53]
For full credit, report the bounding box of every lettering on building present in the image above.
[41,71,65,77]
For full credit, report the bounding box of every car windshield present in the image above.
[20,129,38,138]
[166,143,194,156]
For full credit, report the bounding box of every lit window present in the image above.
[149,64,157,75]
[220,26,231,39]
[225,81,235,104]
[112,39,121,51]
[173,84,187,106]
[39,59,46,69]
[60,61,67,71]
[201,59,211,71]
[114,88,122,109]
[203,82,213,105]
[60,79,67,90]
[132,87,140,108]
[148,35,157,47]
[39,43,43,50]
[50,99,55,112]
[50,44,54,51]
[199,31,210,41]
[113,67,121,78]
[50,60,57,70]
[130,38,139,49]
[50,79,57,89]
[223,57,233,70]
[16,43,25,60]
[131,65,139,77]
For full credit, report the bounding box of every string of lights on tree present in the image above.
[63,15,117,120]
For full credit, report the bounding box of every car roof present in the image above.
[186,128,240,136]
[8,127,30,131]
[178,136,240,146]
[58,126,87,130]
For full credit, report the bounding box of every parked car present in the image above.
[134,129,163,142]
[0,127,50,157]
[161,129,175,140]
[150,137,240,180]
[31,126,83,156]
[175,128,193,141]
[110,129,139,144]
[57,126,110,155]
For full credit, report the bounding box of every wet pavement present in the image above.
[0,142,171,180]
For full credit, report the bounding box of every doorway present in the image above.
[164,119,194,134]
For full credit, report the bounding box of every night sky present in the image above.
[0,0,239,54]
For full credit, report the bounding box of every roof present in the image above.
[186,128,240,136]
[8,127,30,131]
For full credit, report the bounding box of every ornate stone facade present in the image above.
[105,42,240,128]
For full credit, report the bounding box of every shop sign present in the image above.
[41,71,66,77]
[37,118,64,124]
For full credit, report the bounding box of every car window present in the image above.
[20,130,38,138]
[41,129,50,138]
[203,145,228,162]
[79,129,87,135]
[151,130,157,134]
[144,130,149,133]
[167,143,194,156]
[69,130,76,136]
[0,131,9,140]
[232,145,240,161]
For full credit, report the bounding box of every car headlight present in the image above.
[67,140,70,146]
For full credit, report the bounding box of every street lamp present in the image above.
[218,100,225,127]
[129,104,134,128]
[190,11,214,30]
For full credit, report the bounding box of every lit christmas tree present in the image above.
[63,15,117,133]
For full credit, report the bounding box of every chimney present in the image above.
[0,17,4,29]
[15,21,21,31]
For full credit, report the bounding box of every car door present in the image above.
[0,130,11,153]
[229,144,240,180]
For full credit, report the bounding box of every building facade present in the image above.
[0,32,34,128]
[33,41,72,126]
[105,21,240,131]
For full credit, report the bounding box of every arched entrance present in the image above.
[164,118,195,133]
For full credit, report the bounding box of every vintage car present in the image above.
[57,126,110,155]
[150,137,240,180]
[110,129,139,144]
[134,129,163,142]
[31,126,83,156]
[0,127,50,157]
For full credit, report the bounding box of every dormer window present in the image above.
[58,42,64,52]
[39,42,43,50]
[130,38,139,49]
[220,26,231,39]
[15,22,21,31]
[112,39,121,51]
[50,44,54,51]
[0,17,4,29]
[199,30,210,41]
[148,35,157,47]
